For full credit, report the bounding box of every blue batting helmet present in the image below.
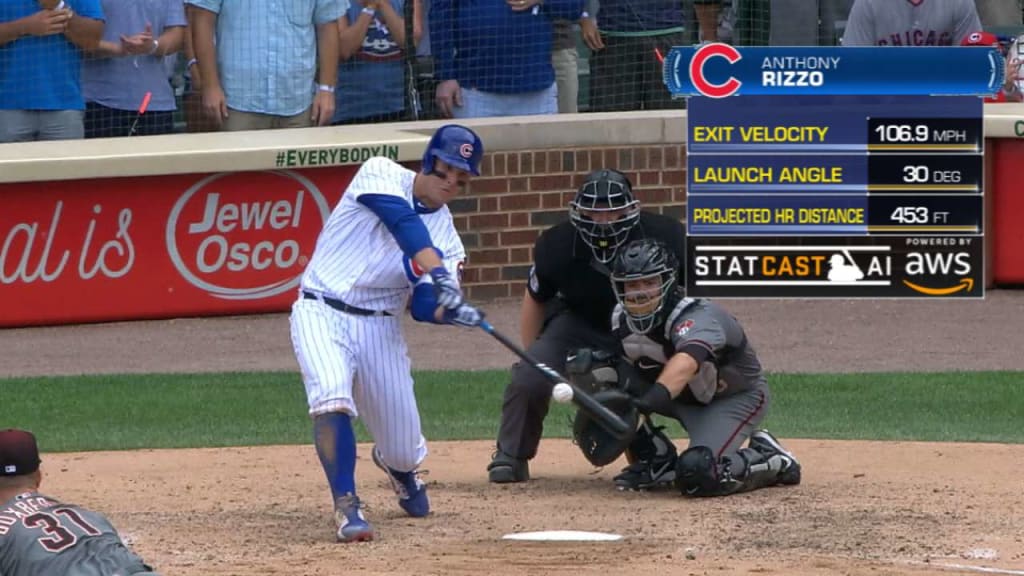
[422,124,483,176]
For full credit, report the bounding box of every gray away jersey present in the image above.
[614,298,766,404]
[0,492,153,576]
[841,0,980,46]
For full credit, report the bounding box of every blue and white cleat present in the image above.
[372,445,430,517]
[335,493,374,543]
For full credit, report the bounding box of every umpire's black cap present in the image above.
[0,429,41,477]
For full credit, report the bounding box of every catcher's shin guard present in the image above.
[674,445,798,497]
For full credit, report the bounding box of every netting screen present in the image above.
[0,0,1019,143]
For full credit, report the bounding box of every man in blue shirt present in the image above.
[187,0,344,130]
[430,0,583,119]
[0,0,104,142]
[81,0,187,138]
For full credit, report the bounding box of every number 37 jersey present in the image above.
[0,491,154,576]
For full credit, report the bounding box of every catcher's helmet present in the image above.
[611,239,679,335]
[422,124,484,176]
[569,169,640,263]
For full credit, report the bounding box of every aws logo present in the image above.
[901,251,977,296]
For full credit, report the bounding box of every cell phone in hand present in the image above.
[1016,34,1024,58]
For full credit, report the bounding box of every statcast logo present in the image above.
[166,171,331,300]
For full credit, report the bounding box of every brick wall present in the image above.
[452,144,687,301]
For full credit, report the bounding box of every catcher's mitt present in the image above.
[572,388,639,467]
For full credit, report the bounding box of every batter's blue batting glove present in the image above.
[430,267,463,309]
[443,302,485,327]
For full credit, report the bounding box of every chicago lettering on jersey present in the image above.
[878,29,953,46]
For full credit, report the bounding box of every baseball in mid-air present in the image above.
[552,383,574,404]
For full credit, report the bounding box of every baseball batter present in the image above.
[602,239,802,496]
[0,429,158,576]
[841,0,980,46]
[290,124,485,543]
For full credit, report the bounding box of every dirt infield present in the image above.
[3,293,1023,575]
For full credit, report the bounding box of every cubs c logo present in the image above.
[689,42,742,98]
[968,32,982,43]
[459,143,474,158]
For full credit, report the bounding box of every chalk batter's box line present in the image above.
[695,280,893,286]
[693,245,886,250]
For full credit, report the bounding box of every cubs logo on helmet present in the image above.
[422,124,484,176]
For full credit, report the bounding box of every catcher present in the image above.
[568,238,802,496]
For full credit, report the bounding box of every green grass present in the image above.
[1,371,1021,452]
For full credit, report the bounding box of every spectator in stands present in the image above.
[187,0,343,130]
[181,4,218,132]
[842,0,981,46]
[961,31,1023,102]
[0,0,104,143]
[730,0,771,46]
[693,0,721,42]
[583,0,684,112]
[411,0,437,120]
[552,19,579,113]
[975,0,1022,28]
[430,0,584,119]
[81,0,185,138]
[332,0,421,125]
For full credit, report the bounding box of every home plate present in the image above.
[502,530,623,542]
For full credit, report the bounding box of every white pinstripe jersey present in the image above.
[300,157,466,314]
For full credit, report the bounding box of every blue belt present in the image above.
[303,291,392,317]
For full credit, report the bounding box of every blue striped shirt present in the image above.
[186,0,346,116]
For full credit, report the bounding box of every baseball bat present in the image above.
[479,320,633,440]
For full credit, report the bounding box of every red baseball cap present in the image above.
[0,429,41,476]
[961,31,1000,47]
